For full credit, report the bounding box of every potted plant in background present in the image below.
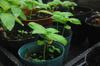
[0,0,36,56]
[18,22,67,66]
[85,11,100,47]
[50,11,81,63]
[21,0,53,26]
[46,0,93,47]
[69,2,93,47]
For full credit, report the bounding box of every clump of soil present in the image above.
[86,47,100,66]
[25,45,61,62]
[0,25,34,41]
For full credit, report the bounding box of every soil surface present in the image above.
[25,45,61,62]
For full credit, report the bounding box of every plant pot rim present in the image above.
[1,37,35,42]
[24,16,52,22]
[18,42,65,64]
[75,6,93,16]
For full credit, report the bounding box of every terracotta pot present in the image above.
[23,17,53,26]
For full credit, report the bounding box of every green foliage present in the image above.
[46,28,59,34]
[38,10,80,25]
[69,18,81,25]
[0,13,15,31]
[48,0,62,10]
[0,0,11,11]
[46,33,67,46]
[52,11,81,25]
[48,45,61,53]
[52,11,73,23]
[37,40,45,46]
[47,0,77,11]
[28,22,67,45]
[64,25,71,29]
[28,22,46,34]
[62,1,77,10]
[0,0,26,31]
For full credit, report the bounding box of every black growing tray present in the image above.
[0,46,23,66]
[64,42,100,66]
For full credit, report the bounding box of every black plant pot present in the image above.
[0,36,37,57]
[0,24,38,56]
[86,45,100,66]
[85,12,100,47]
[71,6,93,46]
[18,42,65,66]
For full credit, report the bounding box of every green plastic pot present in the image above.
[18,42,65,66]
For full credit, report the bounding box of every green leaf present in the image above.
[11,6,21,17]
[69,18,81,25]
[0,0,11,11]
[46,28,59,34]
[0,13,15,31]
[46,34,67,46]
[38,10,52,15]
[37,40,45,46]
[15,18,24,26]
[28,22,47,34]
[52,11,73,24]
[48,48,55,53]
[8,0,20,5]
[62,1,77,8]
[52,14,67,24]
[51,46,61,53]
[38,0,43,4]
[63,12,73,17]
[48,0,62,7]
[64,25,71,29]
[25,1,34,10]
[11,6,26,20]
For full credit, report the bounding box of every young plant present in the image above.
[47,0,62,11]
[28,22,67,61]
[47,0,77,11]
[61,1,77,10]
[52,11,81,35]
[38,10,81,32]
